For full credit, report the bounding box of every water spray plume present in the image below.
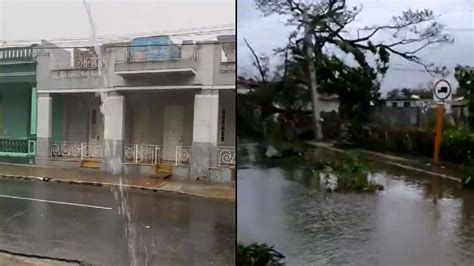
[82,1,140,264]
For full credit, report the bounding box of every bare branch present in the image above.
[244,38,268,83]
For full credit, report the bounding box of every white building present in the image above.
[35,34,236,182]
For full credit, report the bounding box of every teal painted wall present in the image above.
[52,95,64,141]
[0,63,36,83]
[0,86,31,138]
[30,87,37,136]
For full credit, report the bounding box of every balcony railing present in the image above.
[123,144,158,165]
[0,47,35,62]
[123,145,191,166]
[128,45,179,62]
[50,47,105,70]
[50,142,103,161]
[0,138,35,154]
[49,142,235,169]
[126,45,196,62]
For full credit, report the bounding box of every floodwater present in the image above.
[237,144,474,265]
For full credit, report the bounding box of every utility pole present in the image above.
[303,9,323,140]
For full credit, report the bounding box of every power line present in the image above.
[2,41,236,50]
[2,24,235,47]
[5,23,235,43]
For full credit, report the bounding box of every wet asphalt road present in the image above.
[0,178,235,265]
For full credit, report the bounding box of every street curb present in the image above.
[0,174,235,201]
[307,142,463,183]
[0,248,87,265]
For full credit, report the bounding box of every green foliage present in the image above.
[318,152,382,192]
[387,87,432,100]
[440,128,474,164]
[237,243,285,266]
[331,152,368,174]
[341,125,474,165]
[237,94,264,139]
[455,65,474,94]
[455,65,474,128]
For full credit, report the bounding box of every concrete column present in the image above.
[190,89,219,179]
[102,92,125,174]
[36,93,52,165]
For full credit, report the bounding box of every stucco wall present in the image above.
[36,49,102,91]
[37,40,235,92]
[63,93,100,142]
[212,44,235,86]
[124,90,195,146]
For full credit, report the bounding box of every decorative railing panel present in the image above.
[218,146,235,167]
[158,145,179,164]
[73,48,105,70]
[0,47,34,62]
[51,142,82,160]
[50,142,102,161]
[121,144,193,166]
[176,146,191,165]
[82,144,103,160]
[50,47,105,70]
[0,138,30,153]
[123,144,158,165]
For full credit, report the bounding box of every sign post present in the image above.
[432,79,452,165]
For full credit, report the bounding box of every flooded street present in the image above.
[237,144,474,265]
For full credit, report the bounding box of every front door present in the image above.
[162,105,184,161]
[88,107,102,144]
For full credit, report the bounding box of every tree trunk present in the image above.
[303,10,323,140]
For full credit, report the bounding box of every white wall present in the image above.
[124,90,195,146]
[38,41,235,93]
[64,93,101,143]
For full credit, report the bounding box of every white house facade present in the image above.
[35,34,236,182]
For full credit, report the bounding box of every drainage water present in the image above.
[82,1,140,265]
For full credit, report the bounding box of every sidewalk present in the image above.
[0,250,81,266]
[0,163,235,201]
[307,141,464,182]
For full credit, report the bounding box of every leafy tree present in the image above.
[387,86,432,99]
[455,65,474,127]
[253,0,453,139]
[237,243,285,266]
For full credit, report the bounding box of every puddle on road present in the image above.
[237,144,474,265]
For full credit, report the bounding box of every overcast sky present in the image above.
[238,0,474,93]
[0,0,235,42]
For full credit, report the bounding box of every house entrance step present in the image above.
[155,163,173,179]
[80,160,101,169]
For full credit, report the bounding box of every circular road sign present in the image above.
[433,79,452,101]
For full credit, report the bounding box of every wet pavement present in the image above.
[0,251,79,266]
[238,144,474,265]
[0,163,235,200]
[0,178,235,265]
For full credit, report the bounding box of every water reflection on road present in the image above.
[237,144,474,265]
